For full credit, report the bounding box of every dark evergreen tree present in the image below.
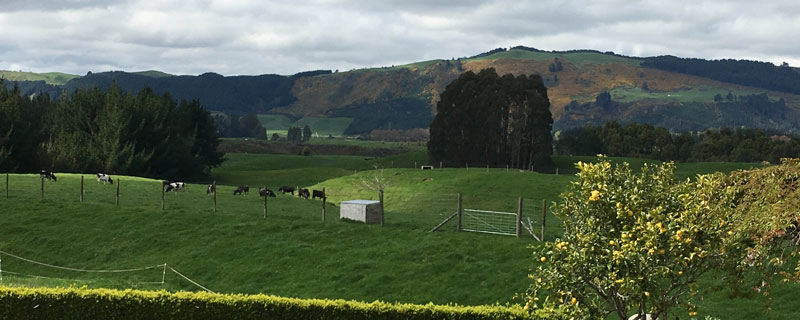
[428,68,553,171]
[302,125,312,141]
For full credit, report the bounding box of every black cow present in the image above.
[96,173,113,184]
[259,187,276,197]
[40,170,57,182]
[278,186,296,195]
[312,189,325,200]
[233,185,249,195]
[207,184,215,195]
[164,182,185,192]
[298,189,310,199]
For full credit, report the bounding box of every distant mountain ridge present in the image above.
[5,47,800,134]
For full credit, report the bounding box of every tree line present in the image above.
[428,68,554,171]
[0,81,224,179]
[556,121,800,163]
[213,113,267,139]
[642,56,800,95]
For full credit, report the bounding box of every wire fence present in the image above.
[0,249,212,293]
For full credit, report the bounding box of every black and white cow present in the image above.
[164,182,185,192]
[233,185,249,195]
[312,189,325,200]
[298,188,310,199]
[259,187,276,197]
[40,170,57,182]
[207,184,216,195]
[96,173,114,184]
[278,186,296,195]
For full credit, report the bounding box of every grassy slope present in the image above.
[0,70,79,85]
[0,154,793,318]
[132,70,175,78]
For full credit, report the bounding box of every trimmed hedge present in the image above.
[0,286,534,320]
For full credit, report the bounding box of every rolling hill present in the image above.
[5,47,800,134]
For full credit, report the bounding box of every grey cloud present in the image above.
[1,0,799,76]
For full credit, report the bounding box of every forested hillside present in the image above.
[5,47,800,134]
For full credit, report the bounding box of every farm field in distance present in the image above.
[1,153,796,318]
[258,114,354,137]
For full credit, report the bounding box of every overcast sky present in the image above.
[2,0,799,76]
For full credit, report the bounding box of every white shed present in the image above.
[340,200,382,224]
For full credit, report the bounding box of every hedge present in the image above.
[0,286,534,320]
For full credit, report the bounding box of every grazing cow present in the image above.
[277,186,296,195]
[312,189,325,200]
[164,182,185,192]
[298,188,310,199]
[259,187,276,197]
[233,185,249,195]
[40,170,57,182]
[206,184,215,195]
[96,173,114,184]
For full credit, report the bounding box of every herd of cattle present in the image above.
[39,170,325,200]
[224,184,325,199]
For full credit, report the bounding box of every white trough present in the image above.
[340,200,382,224]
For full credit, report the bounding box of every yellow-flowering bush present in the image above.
[527,157,740,319]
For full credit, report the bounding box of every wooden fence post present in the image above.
[439,161,442,169]
[161,184,165,210]
[116,179,120,206]
[80,176,84,202]
[516,197,523,238]
[456,193,463,232]
[321,188,326,221]
[555,168,559,175]
[466,163,469,170]
[41,175,44,201]
[5,173,8,198]
[213,181,217,213]
[414,161,417,169]
[263,187,269,219]
[379,189,384,227]
[541,200,547,241]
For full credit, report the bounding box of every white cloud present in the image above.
[1,0,799,75]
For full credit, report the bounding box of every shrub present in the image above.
[0,286,534,320]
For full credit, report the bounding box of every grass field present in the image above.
[464,48,642,68]
[258,114,353,137]
[0,154,794,318]
[0,70,79,85]
[609,85,762,104]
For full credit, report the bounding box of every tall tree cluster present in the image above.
[556,121,800,163]
[0,80,224,179]
[428,68,554,171]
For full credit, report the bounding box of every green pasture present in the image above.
[465,49,641,68]
[0,154,794,317]
[0,70,79,85]
[258,114,353,137]
[301,138,426,151]
[210,153,377,188]
[609,85,762,104]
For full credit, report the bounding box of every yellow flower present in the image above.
[540,256,547,262]
[589,190,601,201]
[609,240,616,246]
[727,230,734,236]
[644,291,650,297]
[615,279,624,284]
[570,297,577,304]
[536,278,542,283]
[616,202,622,209]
